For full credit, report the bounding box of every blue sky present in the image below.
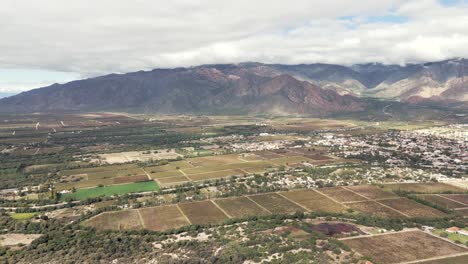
[0,69,79,94]
[1,0,468,94]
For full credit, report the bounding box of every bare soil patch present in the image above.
[342,230,467,264]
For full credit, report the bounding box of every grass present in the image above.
[60,181,160,200]
[10,212,36,220]
[433,229,468,244]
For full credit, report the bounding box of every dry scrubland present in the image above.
[342,230,468,264]
[0,234,42,247]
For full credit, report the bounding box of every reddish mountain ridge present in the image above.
[0,64,364,115]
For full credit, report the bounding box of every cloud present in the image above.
[0,0,468,84]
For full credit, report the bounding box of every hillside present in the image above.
[1,59,467,115]
[0,65,364,115]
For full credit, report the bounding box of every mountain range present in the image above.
[0,59,467,115]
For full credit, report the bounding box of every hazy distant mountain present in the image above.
[0,59,467,115]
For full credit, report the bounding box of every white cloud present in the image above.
[0,0,467,82]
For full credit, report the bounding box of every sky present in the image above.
[1,0,468,93]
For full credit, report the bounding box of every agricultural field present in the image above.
[418,254,468,264]
[416,194,467,209]
[279,189,346,213]
[213,197,270,218]
[83,210,143,231]
[342,230,468,264]
[178,200,229,225]
[56,164,146,190]
[138,205,190,231]
[156,175,191,185]
[60,181,159,200]
[344,185,398,200]
[248,193,305,215]
[383,182,466,193]
[347,201,406,218]
[9,212,36,220]
[442,194,468,205]
[97,149,182,164]
[379,198,447,218]
[319,187,368,203]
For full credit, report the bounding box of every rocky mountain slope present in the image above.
[0,59,466,114]
[0,65,364,115]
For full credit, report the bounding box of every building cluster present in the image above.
[315,129,467,175]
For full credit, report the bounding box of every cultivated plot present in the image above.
[345,185,398,200]
[383,183,465,193]
[380,198,446,218]
[248,193,305,215]
[279,189,346,213]
[441,194,468,205]
[138,205,190,231]
[214,197,270,219]
[416,194,467,209]
[157,176,191,185]
[319,187,368,203]
[83,210,143,231]
[60,181,159,200]
[347,201,406,218]
[342,230,467,264]
[178,200,229,225]
[418,254,468,264]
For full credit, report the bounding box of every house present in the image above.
[446,227,468,236]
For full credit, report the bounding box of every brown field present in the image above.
[279,189,345,213]
[348,201,406,218]
[342,230,467,264]
[214,197,270,219]
[56,178,115,190]
[113,175,148,184]
[380,198,446,218]
[270,156,311,166]
[178,200,229,225]
[319,187,368,203]
[59,164,139,177]
[149,170,184,179]
[442,194,468,205]
[383,183,465,193]
[186,169,245,181]
[157,175,190,185]
[418,254,468,264]
[56,165,147,190]
[238,154,264,161]
[248,193,305,215]
[345,185,398,200]
[416,194,467,209]
[188,154,243,167]
[254,151,284,159]
[145,161,193,173]
[83,210,143,230]
[138,205,190,231]
[456,209,468,217]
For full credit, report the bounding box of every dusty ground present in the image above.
[0,233,42,247]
